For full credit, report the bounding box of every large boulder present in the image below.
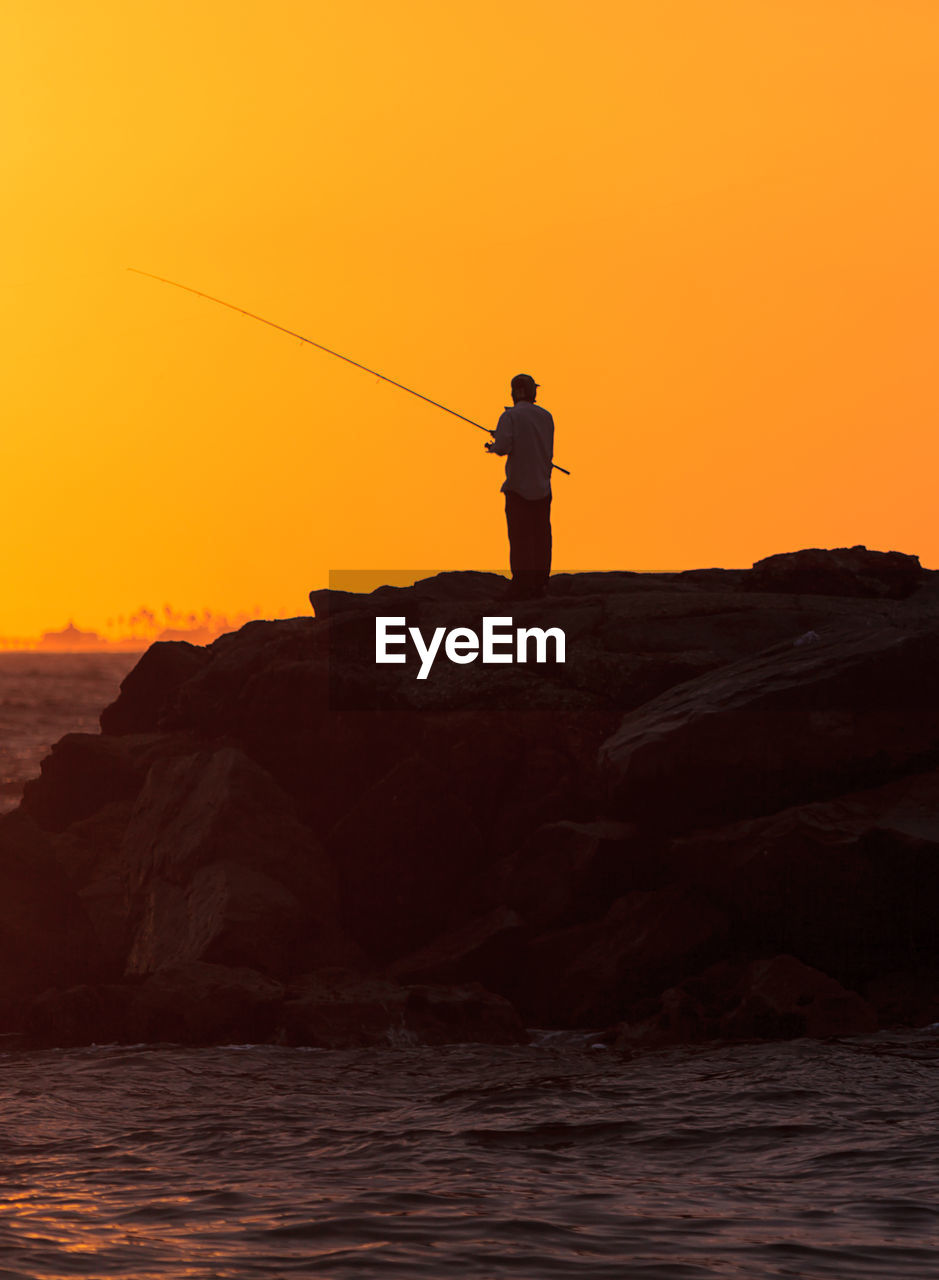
[720,955,878,1040]
[863,968,939,1029]
[280,971,527,1047]
[614,954,878,1046]
[325,753,487,961]
[24,982,136,1048]
[158,621,410,833]
[388,906,526,990]
[668,768,939,984]
[129,963,286,1043]
[497,819,662,932]
[520,886,729,1026]
[599,622,939,831]
[0,812,104,1011]
[25,963,287,1047]
[100,640,210,734]
[748,546,924,599]
[20,732,192,833]
[122,747,357,977]
[52,799,137,972]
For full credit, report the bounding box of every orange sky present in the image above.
[2,0,938,636]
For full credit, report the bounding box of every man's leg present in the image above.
[505,491,537,597]
[504,491,522,588]
[534,496,552,593]
[505,492,552,598]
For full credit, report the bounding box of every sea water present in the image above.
[2,1037,939,1278]
[1,655,939,1278]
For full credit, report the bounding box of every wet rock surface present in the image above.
[4,546,939,1049]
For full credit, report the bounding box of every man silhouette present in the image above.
[485,373,554,599]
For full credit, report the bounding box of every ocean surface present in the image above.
[3,1037,939,1279]
[2,655,939,1278]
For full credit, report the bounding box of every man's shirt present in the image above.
[490,401,555,500]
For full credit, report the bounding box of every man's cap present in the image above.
[511,373,538,397]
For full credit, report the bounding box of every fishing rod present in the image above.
[128,268,571,476]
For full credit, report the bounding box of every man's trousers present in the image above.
[504,489,552,598]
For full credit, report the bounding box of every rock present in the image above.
[281,971,527,1047]
[609,957,747,1049]
[613,953,879,1046]
[128,860,324,977]
[160,624,407,832]
[280,973,409,1047]
[521,887,729,1026]
[53,800,137,972]
[675,568,749,590]
[100,640,210,734]
[123,747,357,977]
[600,622,939,831]
[596,589,840,665]
[325,754,486,961]
[668,768,939,984]
[498,819,661,931]
[748,546,924,599]
[719,954,878,1040]
[25,982,136,1048]
[20,732,191,833]
[26,965,528,1049]
[403,982,527,1046]
[128,963,286,1044]
[8,554,939,1049]
[613,985,711,1048]
[161,618,327,750]
[465,716,610,864]
[555,645,725,712]
[25,963,286,1048]
[546,571,666,596]
[863,969,939,1029]
[0,812,104,1010]
[388,906,526,989]
[309,570,508,618]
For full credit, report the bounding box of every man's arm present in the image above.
[485,408,513,456]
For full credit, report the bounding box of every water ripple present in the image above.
[0,1036,938,1276]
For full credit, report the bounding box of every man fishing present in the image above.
[485,374,555,600]
[129,277,570,597]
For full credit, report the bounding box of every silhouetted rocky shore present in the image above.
[4,545,939,1050]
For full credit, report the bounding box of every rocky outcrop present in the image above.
[614,954,879,1047]
[0,812,105,1009]
[98,640,210,734]
[665,769,939,984]
[748,546,923,599]
[24,965,527,1049]
[25,963,284,1048]
[388,906,526,988]
[280,972,526,1048]
[520,887,731,1026]
[496,819,665,931]
[599,623,939,831]
[121,746,357,977]
[20,732,193,833]
[3,546,939,1049]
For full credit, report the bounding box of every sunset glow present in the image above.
[3,0,938,637]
